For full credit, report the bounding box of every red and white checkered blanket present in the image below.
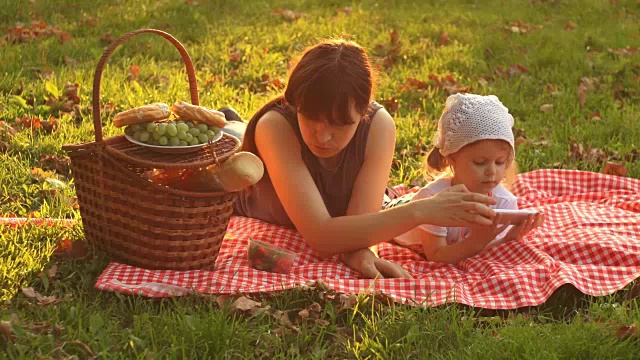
[94,169,640,309]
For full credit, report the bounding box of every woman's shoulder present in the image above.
[364,101,395,140]
[255,109,296,136]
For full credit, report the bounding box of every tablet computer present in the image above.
[494,209,539,226]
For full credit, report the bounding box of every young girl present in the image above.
[395,93,543,265]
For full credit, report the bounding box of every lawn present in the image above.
[1,0,640,358]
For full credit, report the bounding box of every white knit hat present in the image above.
[434,93,515,159]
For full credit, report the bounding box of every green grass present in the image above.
[1,0,640,357]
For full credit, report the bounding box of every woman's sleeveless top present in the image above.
[234,100,383,227]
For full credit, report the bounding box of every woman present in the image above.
[221,39,496,278]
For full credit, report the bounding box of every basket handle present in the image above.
[92,29,199,143]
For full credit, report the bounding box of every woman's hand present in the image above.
[342,248,412,279]
[417,184,497,227]
[504,213,545,242]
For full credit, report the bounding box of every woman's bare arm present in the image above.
[343,108,396,258]
[255,110,496,257]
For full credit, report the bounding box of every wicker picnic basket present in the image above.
[62,29,241,270]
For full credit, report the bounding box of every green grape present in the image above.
[176,123,189,132]
[131,124,144,132]
[188,137,199,146]
[159,136,168,146]
[177,130,187,139]
[184,133,194,142]
[156,123,167,135]
[169,137,180,146]
[197,134,209,143]
[197,123,208,133]
[146,122,156,133]
[133,130,143,141]
[166,123,178,136]
[125,126,134,136]
[139,131,151,142]
[167,120,176,126]
[205,130,217,140]
[188,128,200,137]
[185,121,195,129]
[152,131,162,140]
[179,140,188,146]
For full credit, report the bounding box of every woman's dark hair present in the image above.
[241,39,376,154]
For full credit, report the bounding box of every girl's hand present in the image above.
[465,214,509,251]
[342,248,412,279]
[505,213,545,242]
[418,184,497,227]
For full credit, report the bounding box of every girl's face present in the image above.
[449,139,512,194]
[297,104,361,159]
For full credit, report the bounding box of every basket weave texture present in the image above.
[62,29,240,270]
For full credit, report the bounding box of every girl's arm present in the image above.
[421,231,487,265]
[254,111,497,257]
[420,215,508,265]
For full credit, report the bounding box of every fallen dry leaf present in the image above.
[337,6,352,15]
[0,321,15,342]
[100,33,114,45]
[297,309,310,321]
[578,84,588,105]
[390,29,400,45]
[37,264,58,279]
[603,162,629,177]
[373,290,395,306]
[546,83,563,97]
[515,136,528,148]
[379,97,399,114]
[504,19,543,34]
[53,239,89,259]
[616,325,638,341]
[230,296,263,314]
[273,8,304,21]
[22,287,40,299]
[4,21,71,44]
[128,65,140,81]
[338,293,358,311]
[492,64,529,78]
[0,139,10,153]
[587,147,608,164]
[439,32,450,46]
[564,21,577,31]
[37,296,63,306]
[63,55,79,67]
[22,287,63,306]
[427,74,472,94]
[215,294,231,308]
[608,46,637,56]
[228,49,242,63]
[39,153,71,175]
[586,111,601,121]
[540,104,554,113]
[55,340,94,357]
[625,282,640,301]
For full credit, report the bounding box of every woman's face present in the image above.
[297,104,361,159]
